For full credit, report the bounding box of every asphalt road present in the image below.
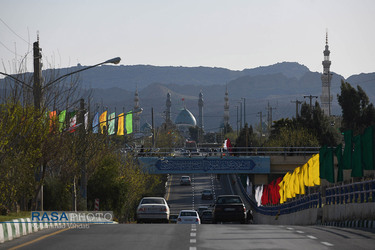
[2,174,375,249]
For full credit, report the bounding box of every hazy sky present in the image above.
[1,0,374,79]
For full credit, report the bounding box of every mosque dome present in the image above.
[175,108,196,126]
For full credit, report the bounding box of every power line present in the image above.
[0,17,31,45]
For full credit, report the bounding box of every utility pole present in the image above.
[241,97,246,126]
[257,111,263,138]
[152,107,155,148]
[33,40,42,110]
[266,102,276,131]
[235,105,239,136]
[239,101,242,131]
[303,95,318,108]
[291,99,302,118]
[78,98,87,210]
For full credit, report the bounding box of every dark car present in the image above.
[201,210,213,224]
[213,195,246,224]
[201,189,213,200]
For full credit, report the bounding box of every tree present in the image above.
[337,80,375,133]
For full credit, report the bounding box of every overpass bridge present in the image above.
[136,147,319,186]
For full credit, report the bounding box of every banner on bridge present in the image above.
[138,156,270,174]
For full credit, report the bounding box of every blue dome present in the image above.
[175,108,196,126]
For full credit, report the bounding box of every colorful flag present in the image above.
[69,111,77,133]
[84,112,89,131]
[343,130,353,169]
[99,111,107,134]
[108,112,116,135]
[126,111,133,134]
[58,110,66,132]
[117,113,124,135]
[307,154,320,186]
[49,111,57,132]
[320,146,334,183]
[362,126,374,170]
[92,112,99,133]
[336,144,343,182]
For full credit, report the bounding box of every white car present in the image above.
[177,210,201,224]
[136,197,170,223]
[180,176,191,185]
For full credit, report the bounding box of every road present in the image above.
[2,174,375,249]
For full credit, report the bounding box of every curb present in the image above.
[0,216,118,244]
[321,220,375,229]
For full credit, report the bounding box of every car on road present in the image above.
[177,210,201,224]
[197,205,209,217]
[201,189,213,200]
[200,210,213,224]
[180,176,191,185]
[136,197,170,223]
[169,214,178,223]
[213,195,246,224]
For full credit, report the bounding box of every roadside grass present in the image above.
[0,211,30,222]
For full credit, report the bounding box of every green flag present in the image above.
[320,145,334,183]
[351,135,363,177]
[108,112,116,135]
[58,110,66,132]
[343,130,353,169]
[335,144,343,182]
[126,112,133,134]
[362,126,374,170]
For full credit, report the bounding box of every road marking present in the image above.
[286,227,294,230]
[191,228,196,231]
[321,242,334,247]
[8,227,70,250]
[296,230,304,234]
[189,247,197,250]
[307,235,317,239]
[190,232,196,237]
[190,239,196,243]
[165,175,173,201]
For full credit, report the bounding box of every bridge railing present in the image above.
[325,179,375,205]
[127,147,320,157]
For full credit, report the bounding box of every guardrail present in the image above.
[325,180,375,205]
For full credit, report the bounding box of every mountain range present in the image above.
[2,62,375,132]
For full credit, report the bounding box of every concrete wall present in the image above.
[254,208,320,225]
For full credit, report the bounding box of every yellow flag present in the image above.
[99,111,107,134]
[117,113,124,135]
[278,180,285,204]
[284,172,293,200]
[296,166,306,195]
[307,154,320,186]
[302,162,309,187]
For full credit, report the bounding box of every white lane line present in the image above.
[190,232,196,237]
[296,230,304,234]
[189,247,197,250]
[321,242,334,247]
[286,227,294,230]
[191,228,196,231]
[307,235,317,240]
[190,239,196,243]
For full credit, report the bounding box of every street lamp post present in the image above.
[1,44,121,211]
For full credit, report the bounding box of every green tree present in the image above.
[337,80,375,133]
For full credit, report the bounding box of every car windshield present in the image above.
[203,190,211,194]
[141,198,165,204]
[180,212,197,217]
[181,177,189,180]
[217,197,242,204]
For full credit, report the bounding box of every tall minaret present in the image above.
[133,88,140,133]
[320,32,332,116]
[198,91,204,131]
[224,86,229,127]
[166,92,172,124]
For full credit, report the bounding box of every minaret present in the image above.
[320,31,332,116]
[166,92,172,124]
[133,88,140,133]
[224,86,229,127]
[198,91,204,131]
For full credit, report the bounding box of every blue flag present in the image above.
[92,112,99,133]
